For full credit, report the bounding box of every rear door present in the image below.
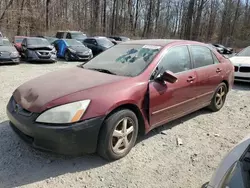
[149,45,198,127]
[189,45,224,105]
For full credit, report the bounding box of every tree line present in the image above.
[0,0,249,47]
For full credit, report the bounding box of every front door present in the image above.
[149,45,198,128]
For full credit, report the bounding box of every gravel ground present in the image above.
[0,62,250,188]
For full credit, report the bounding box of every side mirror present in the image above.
[156,71,178,84]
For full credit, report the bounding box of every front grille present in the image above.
[234,66,239,72]
[39,52,49,56]
[239,66,250,73]
[235,76,250,81]
[78,55,90,58]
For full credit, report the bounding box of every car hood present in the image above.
[0,46,17,52]
[229,56,250,65]
[69,45,90,53]
[27,45,54,50]
[13,67,127,113]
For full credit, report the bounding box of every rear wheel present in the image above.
[97,109,138,161]
[208,83,228,112]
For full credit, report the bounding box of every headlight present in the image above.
[52,47,56,52]
[88,49,92,53]
[68,48,76,53]
[10,51,19,57]
[36,100,91,124]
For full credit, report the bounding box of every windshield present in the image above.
[97,38,114,48]
[15,38,24,43]
[65,39,84,46]
[71,32,87,39]
[0,39,11,46]
[83,44,162,77]
[236,47,250,56]
[45,37,57,43]
[27,38,50,46]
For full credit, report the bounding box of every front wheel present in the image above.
[64,51,70,61]
[208,83,228,112]
[97,109,138,161]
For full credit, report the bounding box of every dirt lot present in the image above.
[0,62,250,188]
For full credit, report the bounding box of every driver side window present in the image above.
[158,46,191,74]
[21,39,26,47]
[66,33,71,39]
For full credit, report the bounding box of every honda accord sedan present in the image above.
[7,39,234,161]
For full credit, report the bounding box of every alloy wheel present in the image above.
[215,85,226,108]
[111,117,135,154]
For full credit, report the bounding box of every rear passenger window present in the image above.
[190,46,214,68]
[159,46,191,73]
[212,53,220,64]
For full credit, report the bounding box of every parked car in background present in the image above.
[56,31,87,42]
[14,36,26,52]
[203,134,250,188]
[7,39,234,161]
[20,37,57,63]
[230,46,250,82]
[0,37,20,64]
[83,36,114,56]
[207,44,224,54]
[108,37,122,45]
[213,44,233,54]
[52,39,92,61]
[109,36,130,42]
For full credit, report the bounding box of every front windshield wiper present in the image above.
[80,66,117,75]
[88,68,117,75]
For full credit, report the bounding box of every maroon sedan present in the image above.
[13,36,26,52]
[7,39,234,161]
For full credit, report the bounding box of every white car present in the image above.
[229,46,250,82]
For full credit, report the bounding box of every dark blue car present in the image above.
[52,39,93,61]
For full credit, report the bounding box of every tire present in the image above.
[97,109,138,161]
[208,83,228,112]
[64,51,70,61]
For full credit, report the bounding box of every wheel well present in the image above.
[222,80,229,92]
[105,104,145,135]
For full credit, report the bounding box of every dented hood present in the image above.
[27,45,54,50]
[13,67,126,113]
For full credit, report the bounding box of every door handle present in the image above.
[216,68,222,73]
[187,76,196,82]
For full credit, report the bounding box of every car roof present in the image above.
[85,37,107,40]
[15,36,26,38]
[26,37,44,40]
[57,31,83,33]
[0,37,9,41]
[121,39,202,46]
